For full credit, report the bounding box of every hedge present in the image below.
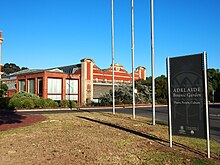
[8,92,59,109]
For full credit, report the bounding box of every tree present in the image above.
[3,63,28,75]
[0,83,8,97]
[208,68,220,102]
[135,79,151,102]
[155,75,167,100]
[99,83,151,106]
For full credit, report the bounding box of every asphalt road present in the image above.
[25,104,220,143]
[91,105,220,143]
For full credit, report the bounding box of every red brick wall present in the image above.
[16,71,80,103]
[93,65,142,83]
[87,62,91,80]
[7,89,17,98]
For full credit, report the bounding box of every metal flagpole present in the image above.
[111,0,115,114]
[131,0,135,119]
[150,0,156,125]
[203,51,210,158]
[167,57,172,148]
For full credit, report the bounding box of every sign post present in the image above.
[203,52,210,158]
[167,52,210,158]
[167,57,172,148]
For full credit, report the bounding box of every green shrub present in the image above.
[60,100,70,108]
[50,101,59,108]
[69,101,77,108]
[156,98,167,105]
[9,92,40,109]
[12,91,39,99]
[44,98,59,108]
[9,97,23,109]
[8,91,63,109]
[0,83,8,97]
[22,98,35,109]
[35,98,46,108]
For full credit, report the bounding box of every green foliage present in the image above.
[9,97,23,109]
[49,100,59,108]
[3,63,28,75]
[138,75,168,105]
[155,75,167,100]
[8,92,59,109]
[99,83,151,106]
[12,91,39,99]
[22,98,35,109]
[0,83,8,97]
[69,100,77,108]
[59,100,70,108]
[44,99,58,108]
[35,98,47,108]
[99,93,112,106]
[208,68,220,102]
[135,79,151,103]
[156,98,167,105]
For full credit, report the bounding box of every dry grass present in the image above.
[0,111,219,165]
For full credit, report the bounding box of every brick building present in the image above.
[0,31,4,79]
[2,58,146,105]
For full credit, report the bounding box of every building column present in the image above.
[0,31,4,80]
[136,66,146,80]
[42,74,47,99]
[62,78,66,100]
[80,58,94,104]
[35,77,38,95]
[25,78,28,92]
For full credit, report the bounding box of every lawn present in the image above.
[0,111,219,164]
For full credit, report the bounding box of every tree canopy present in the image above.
[208,68,220,102]
[3,63,28,75]
[0,83,8,97]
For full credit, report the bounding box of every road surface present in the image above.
[24,104,220,143]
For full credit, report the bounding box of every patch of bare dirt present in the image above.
[0,111,47,131]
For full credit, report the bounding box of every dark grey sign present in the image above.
[169,54,207,139]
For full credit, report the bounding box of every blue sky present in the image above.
[1,0,220,77]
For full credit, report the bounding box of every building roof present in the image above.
[2,69,45,79]
[2,63,81,80]
[51,64,81,74]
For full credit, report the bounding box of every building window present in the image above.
[47,78,62,100]
[28,79,35,94]
[66,79,78,101]
[19,80,25,92]
[38,78,43,97]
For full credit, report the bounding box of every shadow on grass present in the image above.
[0,111,26,125]
[77,116,219,159]
[77,115,168,145]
